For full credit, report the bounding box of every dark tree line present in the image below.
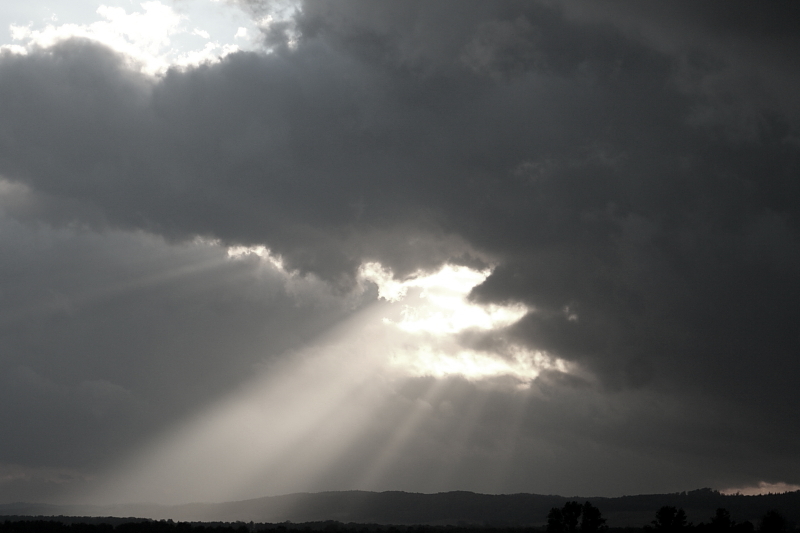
[545,502,794,533]
[546,502,607,533]
[646,506,792,533]
[0,521,249,533]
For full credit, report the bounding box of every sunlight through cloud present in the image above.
[390,346,563,383]
[359,261,559,385]
[361,262,528,334]
[81,256,570,505]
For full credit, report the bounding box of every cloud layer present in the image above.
[0,0,799,503]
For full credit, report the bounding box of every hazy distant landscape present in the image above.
[2,489,799,528]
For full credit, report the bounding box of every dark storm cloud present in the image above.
[1,0,799,497]
[0,212,363,485]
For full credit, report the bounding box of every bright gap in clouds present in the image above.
[360,261,564,384]
[85,252,566,505]
[0,1,297,76]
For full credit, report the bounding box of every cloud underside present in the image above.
[1,0,799,501]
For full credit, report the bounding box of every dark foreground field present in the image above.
[0,519,797,533]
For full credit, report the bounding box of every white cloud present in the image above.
[359,262,409,302]
[5,1,240,75]
[359,262,561,384]
[192,28,210,39]
[0,43,26,55]
[362,263,528,334]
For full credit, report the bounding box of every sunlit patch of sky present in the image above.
[360,261,565,384]
[362,262,528,333]
[0,0,294,75]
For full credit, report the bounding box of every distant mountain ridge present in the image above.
[2,489,799,527]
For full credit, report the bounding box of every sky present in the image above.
[0,0,799,506]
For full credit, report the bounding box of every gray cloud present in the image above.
[0,212,364,481]
[1,0,799,501]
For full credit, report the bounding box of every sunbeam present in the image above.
[83,302,391,504]
[353,377,450,491]
[83,259,569,506]
[425,380,494,491]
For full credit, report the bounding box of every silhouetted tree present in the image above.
[547,501,607,533]
[652,506,689,532]
[547,506,565,533]
[710,508,733,531]
[580,501,608,533]
[563,501,583,533]
[759,511,787,533]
